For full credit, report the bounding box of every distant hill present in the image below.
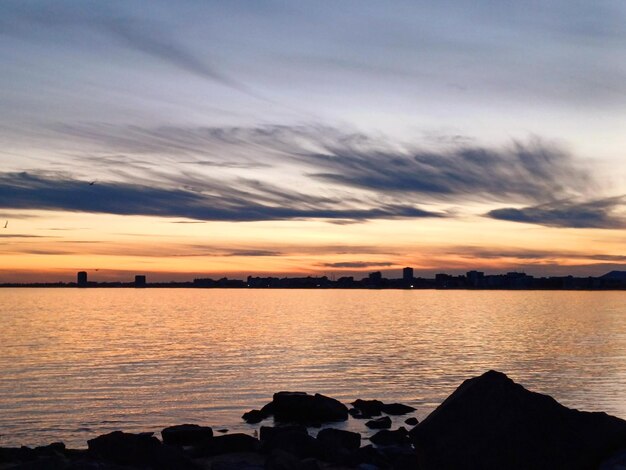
[600,271,626,280]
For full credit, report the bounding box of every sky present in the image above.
[0,0,625,282]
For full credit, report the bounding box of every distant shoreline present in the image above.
[1,284,625,291]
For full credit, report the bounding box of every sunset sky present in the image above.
[1,0,625,282]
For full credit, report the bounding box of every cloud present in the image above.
[0,2,250,93]
[0,171,444,222]
[3,123,621,228]
[449,246,626,263]
[321,261,395,268]
[487,196,626,229]
[303,138,593,203]
[0,234,51,238]
[38,123,597,204]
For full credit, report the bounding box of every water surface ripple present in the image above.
[1,289,625,447]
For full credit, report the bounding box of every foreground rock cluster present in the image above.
[3,371,626,469]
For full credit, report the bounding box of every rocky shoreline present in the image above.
[2,370,626,469]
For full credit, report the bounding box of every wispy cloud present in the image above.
[487,196,626,229]
[0,2,250,93]
[0,171,444,223]
[2,123,622,229]
[321,261,395,268]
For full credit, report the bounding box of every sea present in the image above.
[1,288,625,448]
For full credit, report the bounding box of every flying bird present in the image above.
[3,221,7,229]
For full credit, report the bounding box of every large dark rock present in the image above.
[87,431,198,469]
[366,416,392,429]
[161,423,213,446]
[266,392,348,423]
[381,403,416,415]
[410,370,626,470]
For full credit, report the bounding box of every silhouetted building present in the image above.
[466,270,485,288]
[77,271,88,287]
[403,267,414,283]
[135,275,146,287]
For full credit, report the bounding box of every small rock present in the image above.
[191,433,259,457]
[260,425,308,442]
[370,427,410,446]
[242,409,267,424]
[404,417,419,426]
[317,428,361,451]
[351,399,384,417]
[261,428,320,460]
[380,403,416,415]
[366,416,392,430]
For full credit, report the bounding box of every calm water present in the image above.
[1,288,625,448]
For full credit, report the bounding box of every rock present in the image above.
[369,427,410,446]
[260,425,308,442]
[316,428,362,465]
[266,392,348,423]
[217,429,229,433]
[351,399,384,417]
[366,416,392,429]
[242,409,267,424]
[161,423,213,446]
[87,431,159,465]
[265,449,301,470]
[87,430,199,469]
[404,417,419,426]
[379,444,419,469]
[355,445,388,468]
[261,427,320,460]
[410,370,626,470]
[299,457,325,470]
[192,433,260,457]
[317,428,361,451]
[380,403,416,415]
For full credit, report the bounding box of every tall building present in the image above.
[77,271,88,287]
[403,267,414,282]
[134,275,147,287]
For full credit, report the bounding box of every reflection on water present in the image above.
[0,289,625,447]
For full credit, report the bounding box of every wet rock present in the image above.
[380,403,416,416]
[316,428,361,465]
[217,429,229,434]
[161,423,213,446]
[260,425,308,442]
[370,427,410,446]
[243,409,268,424]
[87,430,199,469]
[404,417,418,426]
[261,428,320,460]
[351,399,384,417]
[410,370,626,470]
[192,433,260,457]
[265,392,348,424]
[379,444,419,469]
[264,449,301,470]
[317,428,361,451]
[366,416,392,429]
